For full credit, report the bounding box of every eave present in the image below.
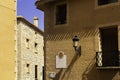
[35,0,59,11]
[35,0,45,11]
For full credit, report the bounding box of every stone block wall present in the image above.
[17,21,44,80]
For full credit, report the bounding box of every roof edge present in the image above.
[17,16,44,36]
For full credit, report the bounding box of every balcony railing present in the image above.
[96,52,103,67]
[96,51,120,69]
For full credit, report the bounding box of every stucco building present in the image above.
[36,0,120,80]
[17,16,44,80]
[0,0,16,80]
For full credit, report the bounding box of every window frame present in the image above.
[55,4,67,25]
[35,32,37,39]
[54,2,69,27]
[26,63,30,74]
[34,42,38,54]
[26,38,30,49]
[98,0,118,5]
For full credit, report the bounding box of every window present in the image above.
[35,65,38,80]
[96,26,119,67]
[43,67,44,80]
[35,43,38,53]
[26,38,30,49]
[35,32,37,39]
[26,64,30,74]
[56,4,67,25]
[98,0,118,5]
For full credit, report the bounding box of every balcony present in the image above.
[36,0,57,5]
[35,0,60,10]
[96,51,120,69]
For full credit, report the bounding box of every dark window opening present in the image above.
[26,64,30,74]
[43,67,44,80]
[26,39,29,42]
[35,32,37,38]
[35,43,38,48]
[56,4,67,25]
[27,64,29,67]
[35,65,38,80]
[99,26,119,67]
[98,0,118,5]
[26,38,30,49]
[35,43,38,53]
[35,32,37,35]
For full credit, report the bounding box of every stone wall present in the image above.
[17,21,44,80]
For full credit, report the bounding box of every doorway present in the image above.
[100,26,119,66]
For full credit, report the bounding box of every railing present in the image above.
[96,51,120,68]
[96,52,103,67]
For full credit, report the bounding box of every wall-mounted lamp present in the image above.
[72,36,81,55]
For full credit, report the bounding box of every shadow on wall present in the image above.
[53,53,80,80]
[53,54,119,80]
[61,53,80,80]
[82,57,119,80]
[53,69,63,80]
[47,28,98,41]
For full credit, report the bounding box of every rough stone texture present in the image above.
[17,21,44,80]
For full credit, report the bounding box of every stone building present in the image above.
[17,16,44,80]
[0,0,16,80]
[36,0,120,80]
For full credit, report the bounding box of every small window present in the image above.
[43,67,44,80]
[56,4,67,25]
[98,0,118,5]
[35,32,37,38]
[35,65,38,80]
[43,46,44,56]
[35,43,38,53]
[26,64,30,74]
[26,39,30,49]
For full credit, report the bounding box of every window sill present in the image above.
[96,66,120,69]
[54,23,68,28]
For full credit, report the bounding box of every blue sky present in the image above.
[17,0,44,31]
